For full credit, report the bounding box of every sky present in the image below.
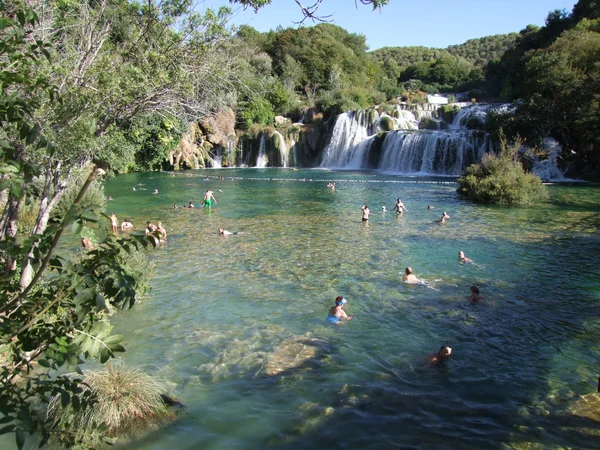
[199,0,578,50]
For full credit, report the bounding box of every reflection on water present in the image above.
[99,169,600,449]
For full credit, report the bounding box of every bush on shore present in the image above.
[47,361,179,447]
[457,134,548,204]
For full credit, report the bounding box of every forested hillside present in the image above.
[446,33,520,67]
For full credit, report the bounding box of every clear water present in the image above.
[86,169,600,448]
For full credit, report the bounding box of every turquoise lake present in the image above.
[95,168,600,449]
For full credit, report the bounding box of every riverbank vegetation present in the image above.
[0,0,598,445]
[457,135,548,205]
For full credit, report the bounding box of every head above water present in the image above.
[335,296,347,306]
[405,267,413,275]
[471,285,480,294]
[439,346,452,358]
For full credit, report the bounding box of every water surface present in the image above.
[101,169,600,449]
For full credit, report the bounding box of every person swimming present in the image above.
[467,285,484,302]
[458,251,472,264]
[427,346,452,365]
[218,227,238,236]
[402,267,419,284]
[436,211,450,224]
[326,296,353,324]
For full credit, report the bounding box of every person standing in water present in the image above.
[326,296,353,324]
[203,190,217,209]
[156,221,167,243]
[393,198,408,215]
[110,213,118,233]
[361,205,370,222]
[428,346,452,365]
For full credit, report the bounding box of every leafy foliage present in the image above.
[457,135,548,204]
[47,361,176,447]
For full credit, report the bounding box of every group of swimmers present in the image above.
[360,198,449,224]
[342,193,485,365]
[173,190,218,210]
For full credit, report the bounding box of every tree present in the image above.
[231,0,389,24]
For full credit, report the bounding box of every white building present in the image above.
[427,94,448,105]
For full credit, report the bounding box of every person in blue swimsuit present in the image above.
[326,296,352,324]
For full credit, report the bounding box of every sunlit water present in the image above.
[67,170,600,448]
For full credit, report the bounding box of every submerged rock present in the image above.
[570,393,600,422]
[264,336,331,376]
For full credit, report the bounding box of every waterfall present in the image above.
[450,103,512,130]
[320,111,378,168]
[321,104,500,175]
[256,133,268,168]
[531,137,570,181]
[393,110,418,130]
[273,130,289,167]
[212,148,222,168]
[378,130,492,176]
[289,137,297,167]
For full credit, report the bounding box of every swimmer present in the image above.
[173,203,179,209]
[156,221,167,243]
[153,189,159,194]
[145,221,158,245]
[436,211,450,224]
[382,206,387,212]
[402,267,420,284]
[110,213,118,233]
[132,187,136,191]
[326,296,353,324]
[427,346,452,365]
[393,198,408,214]
[458,251,472,264]
[361,205,370,222]
[218,227,238,236]
[467,285,484,303]
[427,205,434,210]
[107,196,113,201]
[121,218,133,231]
[203,190,217,209]
[187,201,194,208]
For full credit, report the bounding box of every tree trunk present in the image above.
[18,161,68,291]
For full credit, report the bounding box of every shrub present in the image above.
[379,116,396,131]
[47,361,178,447]
[238,96,275,130]
[457,135,548,204]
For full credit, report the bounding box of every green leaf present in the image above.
[38,359,50,368]
[25,126,38,145]
[0,416,14,425]
[60,391,70,407]
[95,294,106,310]
[16,427,25,450]
[0,425,15,434]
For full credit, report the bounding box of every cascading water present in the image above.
[320,110,379,168]
[213,149,222,168]
[321,105,499,175]
[393,110,418,131]
[256,133,268,168]
[272,130,289,168]
[378,130,492,176]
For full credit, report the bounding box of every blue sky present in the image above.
[200,0,578,50]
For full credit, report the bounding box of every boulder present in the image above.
[200,108,236,147]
